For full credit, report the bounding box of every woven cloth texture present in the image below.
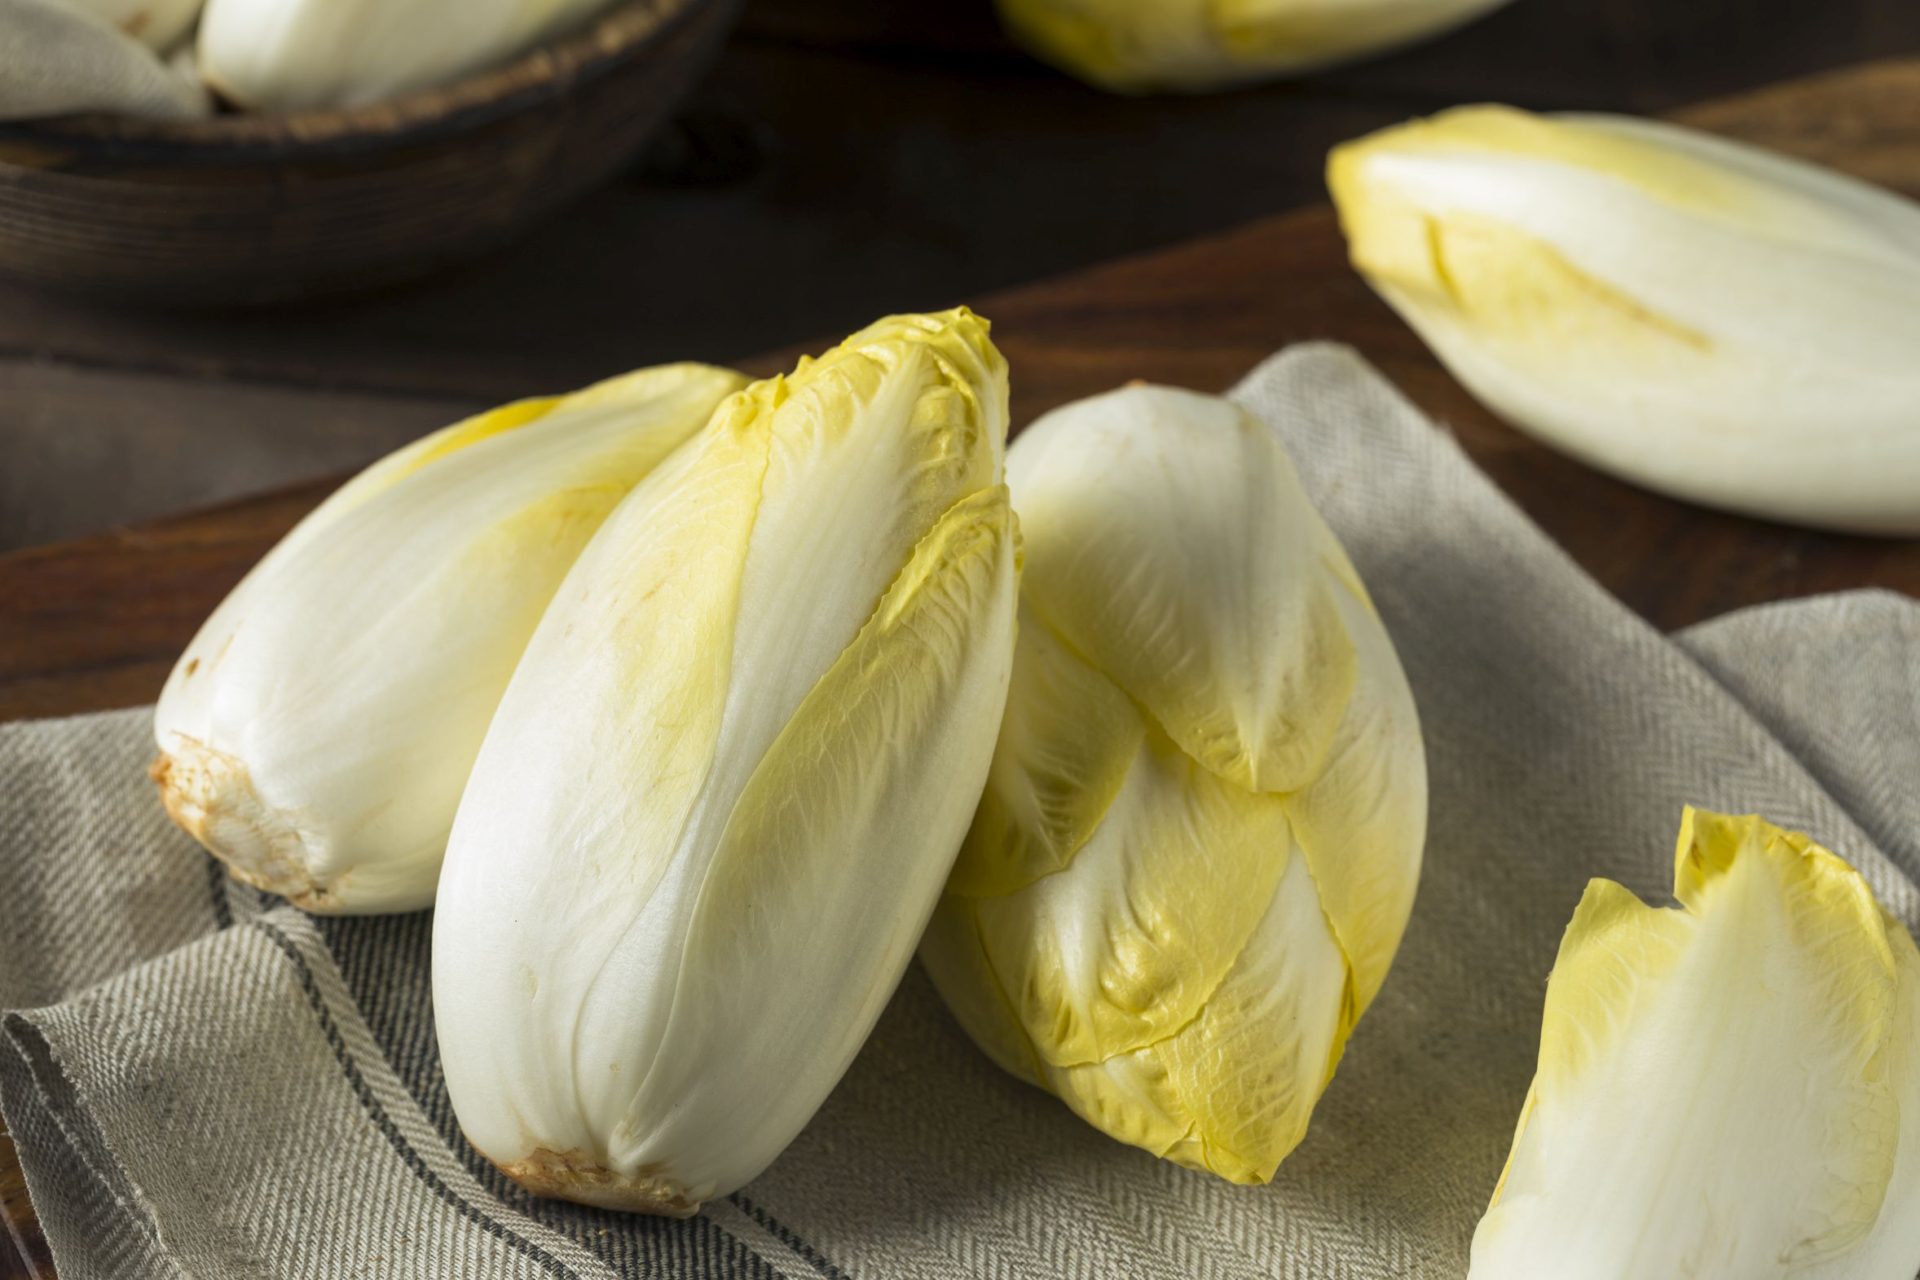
[0,0,207,122]
[3,344,1917,1279]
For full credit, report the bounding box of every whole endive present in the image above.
[197,0,620,110]
[1329,105,1920,535]
[153,362,745,914]
[432,310,1020,1214]
[998,0,1511,93]
[1471,809,1920,1279]
[919,384,1427,1184]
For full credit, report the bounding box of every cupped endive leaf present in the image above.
[196,0,619,110]
[1010,384,1356,793]
[1329,105,1920,534]
[998,0,1511,93]
[151,362,745,914]
[975,723,1293,1066]
[432,309,1018,1215]
[924,382,1427,1185]
[948,606,1144,898]
[1469,809,1920,1280]
[1044,833,1350,1184]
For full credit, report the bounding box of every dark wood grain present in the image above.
[3,0,1917,410]
[3,50,1920,1278]
[733,0,1920,109]
[0,485,325,722]
[0,362,478,549]
[4,57,1920,726]
[0,1123,50,1280]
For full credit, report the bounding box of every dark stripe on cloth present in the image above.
[204,855,231,931]
[730,1194,852,1280]
[315,912,785,1279]
[255,919,584,1280]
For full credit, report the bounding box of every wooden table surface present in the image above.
[7,0,1920,549]
[5,37,1920,1280]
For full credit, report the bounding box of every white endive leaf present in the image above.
[196,0,618,110]
[1330,105,1920,534]
[152,362,745,913]
[925,382,1427,1185]
[998,0,1511,93]
[1011,383,1356,793]
[432,309,1018,1215]
[1470,809,1920,1280]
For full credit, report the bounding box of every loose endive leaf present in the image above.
[1330,105,1920,534]
[998,0,1512,93]
[152,362,745,914]
[432,309,1018,1215]
[1469,809,1920,1280]
[924,383,1427,1185]
[197,0,619,110]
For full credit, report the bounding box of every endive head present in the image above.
[1470,809,1920,1280]
[921,383,1427,1184]
[1329,105,1920,534]
[998,0,1512,93]
[152,362,746,914]
[432,309,1019,1214]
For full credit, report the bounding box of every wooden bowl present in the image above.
[0,0,739,305]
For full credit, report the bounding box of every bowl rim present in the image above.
[0,0,713,160]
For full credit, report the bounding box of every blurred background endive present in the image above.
[2,0,1916,549]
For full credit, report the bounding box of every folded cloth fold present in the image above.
[2,344,1915,1279]
[0,0,208,123]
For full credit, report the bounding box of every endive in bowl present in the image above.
[200,0,618,112]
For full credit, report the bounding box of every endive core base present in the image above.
[495,1147,699,1218]
[150,741,331,912]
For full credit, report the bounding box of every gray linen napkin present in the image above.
[3,344,1917,1279]
[0,0,208,122]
